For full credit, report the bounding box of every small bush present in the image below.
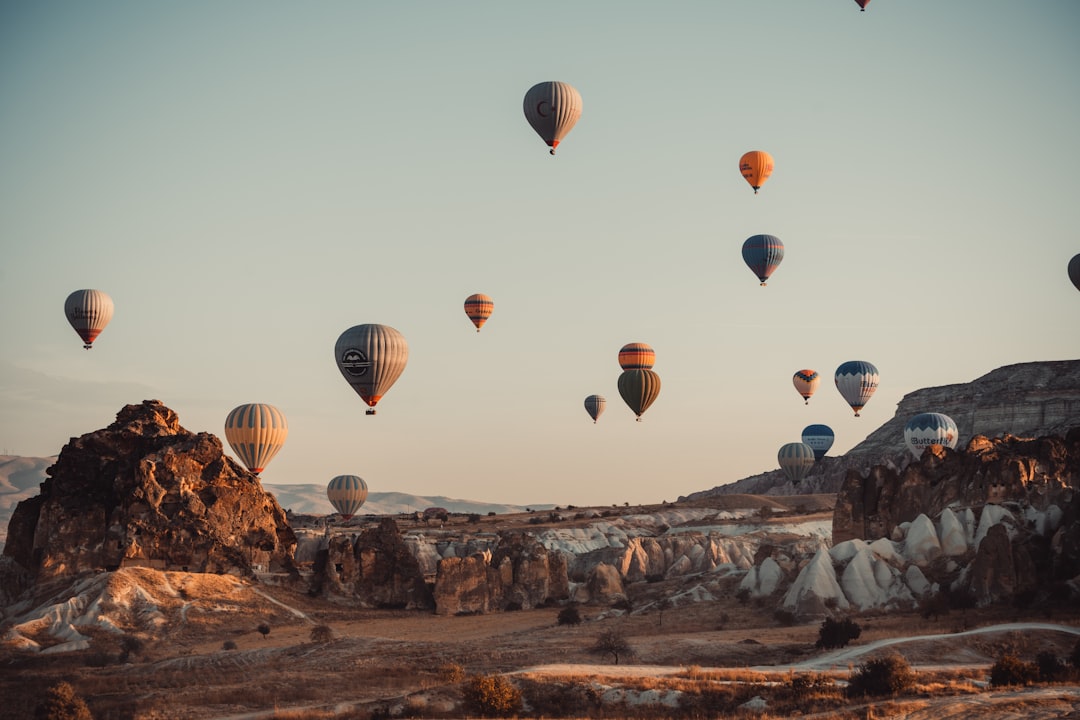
[310,624,334,643]
[773,608,797,626]
[467,513,481,523]
[461,674,522,717]
[1036,651,1063,681]
[256,622,271,639]
[989,654,1038,687]
[34,682,93,720]
[816,617,862,649]
[557,606,582,626]
[222,640,238,651]
[735,587,751,605]
[847,655,915,697]
[438,662,465,683]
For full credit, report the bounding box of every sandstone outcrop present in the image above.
[2,401,298,596]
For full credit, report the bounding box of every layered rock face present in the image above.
[2,401,297,588]
[685,360,1080,498]
[833,430,1080,544]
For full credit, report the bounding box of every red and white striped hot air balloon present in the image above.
[64,289,114,349]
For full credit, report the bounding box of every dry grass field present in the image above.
[3,497,1079,719]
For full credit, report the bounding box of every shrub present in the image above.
[789,672,837,700]
[118,634,143,663]
[847,655,915,697]
[34,682,93,720]
[467,513,481,523]
[439,662,465,683]
[989,654,1039,687]
[310,624,334,643]
[816,617,862,649]
[735,587,751,605]
[589,630,636,665]
[557,606,582,626]
[1070,638,1080,670]
[519,678,601,717]
[1036,651,1063,681]
[773,608,797,626]
[461,674,522,717]
[222,640,238,651]
[256,622,271,639]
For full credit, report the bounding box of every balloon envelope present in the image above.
[904,413,959,459]
[741,235,784,285]
[584,394,606,423]
[523,81,582,154]
[835,360,879,416]
[792,369,820,404]
[335,324,409,414]
[464,293,494,332]
[327,475,368,519]
[617,369,661,420]
[618,342,655,370]
[855,0,870,9]
[801,424,835,461]
[64,289,114,349]
[778,442,816,484]
[224,403,288,474]
[1069,254,1080,292]
[739,150,774,193]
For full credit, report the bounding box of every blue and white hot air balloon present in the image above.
[778,442,816,484]
[834,360,879,417]
[904,413,958,459]
[801,424,835,461]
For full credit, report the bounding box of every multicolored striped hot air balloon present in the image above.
[618,369,661,421]
[801,424,835,461]
[523,81,582,155]
[224,403,288,474]
[778,442,816,484]
[584,394,606,423]
[64,289,114,349]
[327,475,368,519]
[464,293,494,332]
[335,324,409,415]
[618,342,656,370]
[792,369,820,405]
[741,234,784,286]
[904,413,959,459]
[739,150,774,194]
[835,361,879,417]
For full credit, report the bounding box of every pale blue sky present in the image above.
[2,1,1078,507]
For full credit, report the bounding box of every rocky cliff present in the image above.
[1,400,297,601]
[682,360,1080,499]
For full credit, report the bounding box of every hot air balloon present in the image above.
[224,403,288,474]
[618,369,661,421]
[739,150,774,194]
[335,324,409,415]
[904,413,958,459]
[523,81,582,155]
[464,293,494,332]
[801,424,835,461]
[835,360,879,417]
[778,442,816,484]
[584,394,606,423]
[854,0,870,10]
[1068,254,1080,292]
[618,342,655,370]
[64,289,114,349]
[742,235,784,286]
[327,475,368,520]
[792,369,820,405]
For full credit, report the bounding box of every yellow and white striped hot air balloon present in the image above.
[334,324,409,415]
[327,475,368,520]
[523,81,582,155]
[64,289,114,349]
[224,403,288,474]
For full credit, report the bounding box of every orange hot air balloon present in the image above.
[739,151,774,194]
[792,369,820,405]
[618,342,655,370]
[464,293,494,332]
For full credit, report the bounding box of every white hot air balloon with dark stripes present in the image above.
[335,324,409,415]
[834,360,879,417]
[64,289,114,349]
[904,413,958,459]
[523,81,582,155]
[777,442,816,485]
[224,403,288,474]
[584,394,606,423]
[327,475,369,520]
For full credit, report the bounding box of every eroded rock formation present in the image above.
[2,401,298,593]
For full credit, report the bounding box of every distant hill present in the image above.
[0,456,547,547]
[682,359,1080,499]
